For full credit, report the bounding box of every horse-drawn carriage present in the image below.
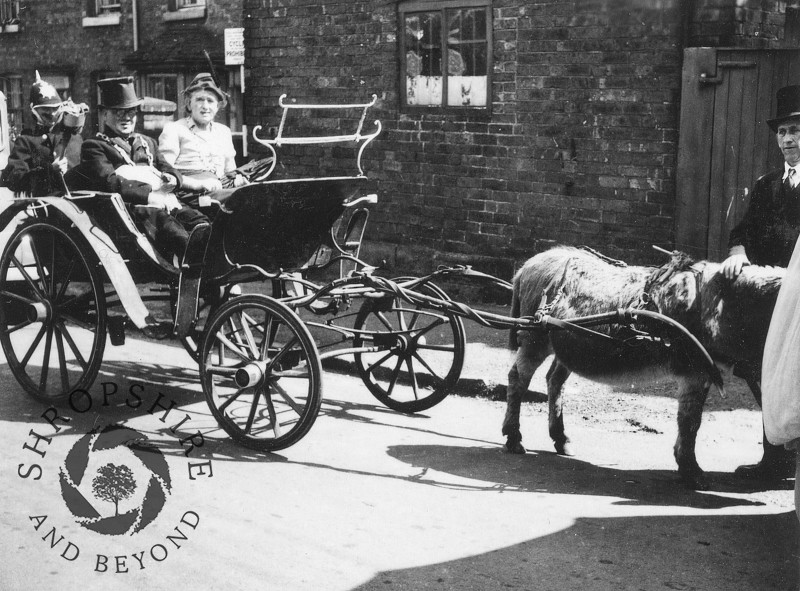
[0,94,723,456]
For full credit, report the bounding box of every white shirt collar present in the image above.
[783,161,799,181]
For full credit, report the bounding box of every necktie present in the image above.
[785,168,796,192]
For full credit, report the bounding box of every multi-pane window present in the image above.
[167,0,205,10]
[399,0,491,109]
[144,74,180,107]
[1,75,23,138]
[90,0,121,16]
[0,0,20,25]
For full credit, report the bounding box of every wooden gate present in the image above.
[676,48,800,260]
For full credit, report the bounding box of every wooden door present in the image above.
[676,48,800,260]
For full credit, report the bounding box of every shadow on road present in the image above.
[349,511,798,591]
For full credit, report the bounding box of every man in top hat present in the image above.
[0,72,82,196]
[159,72,247,195]
[720,84,800,481]
[69,76,209,262]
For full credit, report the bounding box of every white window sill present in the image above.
[162,7,205,22]
[82,14,121,27]
[1,23,20,33]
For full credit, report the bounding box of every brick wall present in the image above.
[0,0,135,132]
[243,0,792,278]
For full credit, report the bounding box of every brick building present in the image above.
[0,0,244,143]
[243,0,800,277]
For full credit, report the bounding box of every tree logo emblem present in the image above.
[59,425,171,536]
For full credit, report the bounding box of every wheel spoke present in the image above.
[20,324,47,368]
[39,324,54,393]
[57,321,88,371]
[54,326,71,395]
[259,315,274,359]
[213,329,251,362]
[11,255,45,302]
[271,381,304,414]
[244,388,261,434]
[54,258,78,303]
[405,358,420,401]
[29,235,51,297]
[364,350,395,377]
[4,317,36,335]
[264,336,300,372]
[0,289,37,306]
[416,342,456,353]
[411,350,445,383]
[58,312,94,331]
[240,311,260,359]
[374,311,396,332]
[218,386,248,413]
[385,356,404,396]
[264,387,282,438]
[207,365,240,377]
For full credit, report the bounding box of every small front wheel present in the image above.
[199,294,322,451]
[352,278,465,413]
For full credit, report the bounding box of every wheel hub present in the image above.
[235,361,266,388]
[27,301,50,323]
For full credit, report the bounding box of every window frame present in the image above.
[0,0,20,26]
[0,74,24,138]
[398,0,492,114]
[164,0,206,21]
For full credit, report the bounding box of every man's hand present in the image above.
[200,177,223,192]
[160,173,178,192]
[721,250,751,280]
[51,157,68,175]
[232,174,248,188]
[148,191,182,213]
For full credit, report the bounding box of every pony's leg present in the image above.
[546,358,573,456]
[503,341,548,454]
[673,375,711,489]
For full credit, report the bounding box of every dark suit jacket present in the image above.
[0,125,82,196]
[728,168,800,267]
[67,128,183,206]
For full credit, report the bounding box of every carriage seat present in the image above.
[65,191,179,274]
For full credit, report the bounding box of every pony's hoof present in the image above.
[555,441,575,456]
[504,440,526,454]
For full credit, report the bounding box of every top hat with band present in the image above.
[98,76,144,110]
[768,85,800,132]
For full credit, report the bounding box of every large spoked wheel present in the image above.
[352,278,465,413]
[199,294,323,451]
[0,219,107,403]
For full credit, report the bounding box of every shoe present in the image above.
[141,320,173,340]
[734,459,795,481]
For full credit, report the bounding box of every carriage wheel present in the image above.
[0,219,107,403]
[199,294,322,451]
[352,279,465,413]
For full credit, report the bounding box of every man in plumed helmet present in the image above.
[720,84,800,482]
[0,72,83,196]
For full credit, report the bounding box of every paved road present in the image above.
[0,330,797,591]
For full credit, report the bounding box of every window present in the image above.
[399,0,491,110]
[40,74,71,101]
[84,0,121,26]
[0,75,23,139]
[164,0,205,21]
[92,0,122,16]
[144,74,180,106]
[0,0,20,27]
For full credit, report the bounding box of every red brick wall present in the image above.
[243,0,793,275]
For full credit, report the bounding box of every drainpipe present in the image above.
[132,0,139,51]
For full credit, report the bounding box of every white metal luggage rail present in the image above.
[251,94,382,178]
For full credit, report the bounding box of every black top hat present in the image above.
[98,76,144,110]
[768,85,800,132]
[183,73,228,106]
